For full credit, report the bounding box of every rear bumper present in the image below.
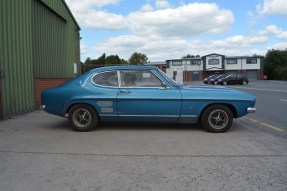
[247,107,256,113]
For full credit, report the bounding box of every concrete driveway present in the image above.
[0,111,286,191]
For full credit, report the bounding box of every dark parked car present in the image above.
[217,74,249,85]
[209,74,228,85]
[203,75,216,84]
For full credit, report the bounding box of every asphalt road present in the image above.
[192,80,287,139]
[0,109,287,191]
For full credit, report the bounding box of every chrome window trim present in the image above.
[118,115,179,117]
[150,70,172,89]
[180,115,197,118]
[91,70,119,88]
[91,69,172,89]
[118,69,166,89]
[117,70,122,87]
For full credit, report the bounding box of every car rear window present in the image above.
[92,71,118,87]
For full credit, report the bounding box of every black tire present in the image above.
[201,105,233,133]
[68,104,99,132]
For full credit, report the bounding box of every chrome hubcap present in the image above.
[73,108,92,128]
[208,109,228,130]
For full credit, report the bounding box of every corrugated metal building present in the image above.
[0,0,80,120]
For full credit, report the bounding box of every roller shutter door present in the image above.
[246,70,258,79]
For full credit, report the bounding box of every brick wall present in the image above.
[34,78,70,108]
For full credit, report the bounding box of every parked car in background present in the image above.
[41,66,256,133]
[217,74,249,85]
[209,74,228,85]
[203,75,216,84]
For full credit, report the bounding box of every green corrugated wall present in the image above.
[33,0,80,78]
[0,0,35,118]
[0,0,80,119]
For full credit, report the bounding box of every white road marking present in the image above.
[279,99,287,102]
[244,117,284,132]
[234,87,287,93]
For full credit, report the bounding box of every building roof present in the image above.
[145,61,167,66]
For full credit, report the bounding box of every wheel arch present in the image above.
[64,101,100,119]
[199,103,237,120]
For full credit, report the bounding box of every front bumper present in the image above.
[247,107,256,113]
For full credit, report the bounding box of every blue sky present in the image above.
[66,0,287,61]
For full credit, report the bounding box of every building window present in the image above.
[246,59,257,64]
[172,61,182,66]
[190,60,201,65]
[208,59,219,65]
[227,59,237,64]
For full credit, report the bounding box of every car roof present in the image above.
[88,65,157,73]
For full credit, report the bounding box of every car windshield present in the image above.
[224,74,232,79]
[157,69,180,87]
[215,75,223,79]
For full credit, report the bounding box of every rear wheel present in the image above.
[68,104,99,132]
[242,81,247,85]
[201,105,233,133]
[223,81,227,85]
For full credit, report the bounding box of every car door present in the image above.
[236,74,243,84]
[117,70,182,123]
[228,74,237,85]
[91,70,119,121]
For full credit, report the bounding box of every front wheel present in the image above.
[68,104,99,132]
[201,105,233,133]
[242,81,247,85]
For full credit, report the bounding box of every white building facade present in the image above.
[161,53,264,82]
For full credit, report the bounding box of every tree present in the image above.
[182,54,195,58]
[128,52,148,65]
[182,54,201,58]
[264,49,287,80]
[81,54,129,73]
[105,55,120,66]
[120,59,129,65]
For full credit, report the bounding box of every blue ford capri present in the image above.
[41,66,256,133]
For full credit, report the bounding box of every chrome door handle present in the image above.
[119,89,131,94]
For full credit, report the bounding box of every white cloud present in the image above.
[140,4,154,12]
[268,42,287,50]
[256,0,287,16]
[258,25,287,39]
[78,10,128,30]
[91,32,269,61]
[66,0,121,11]
[128,3,234,37]
[67,1,234,36]
[156,0,172,9]
[66,0,128,30]
[66,1,284,61]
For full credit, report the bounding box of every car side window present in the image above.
[120,70,163,87]
[229,74,236,80]
[92,71,119,87]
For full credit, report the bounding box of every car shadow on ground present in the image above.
[46,118,244,133]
